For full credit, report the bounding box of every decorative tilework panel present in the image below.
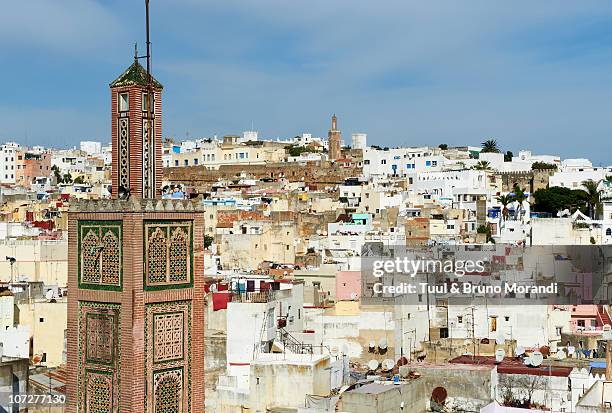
[101,230,121,285]
[169,228,189,283]
[78,221,122,290]
[144,221,192,288]
[145,301,191,413]
[85,371,113,413]
[154,312,184,363]
[153,369,183,413]
[118,117,129,190]
[78,302,120,413]
[81,229,100,284]
[148,227,168,283]
[86,314,115,364]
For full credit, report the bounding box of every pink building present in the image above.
[335,271,361,301]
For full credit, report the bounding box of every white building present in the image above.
[363,146,447,178]
[0,142,19,184]
[79,140,102,155]
[351,133,367,150]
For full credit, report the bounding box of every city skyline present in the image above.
[3,1,612,164]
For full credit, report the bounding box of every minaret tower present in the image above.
[328,114,342,161]
[66,2,205,412]
[110,48,163,199]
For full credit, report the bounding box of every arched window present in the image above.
[169,228,189,282]
[607,228,612,236]
[147,227,167,283]
[155,374,181,413]
[81,230,100,283]
[101,230,120,285]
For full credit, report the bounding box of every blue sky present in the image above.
[2,1,612,164]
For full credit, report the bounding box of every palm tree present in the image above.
[496,194,512,221]
[473,160,491,171]
[512,185,527,220]
[481,139,500,153]
[582,180,602,219]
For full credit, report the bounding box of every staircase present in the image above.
[278,327,313,355]
[598,305,612,327]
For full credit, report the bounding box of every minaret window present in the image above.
[142,92,154,112]
[118,93,129,112]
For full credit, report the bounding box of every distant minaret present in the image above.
[328,114,342,161]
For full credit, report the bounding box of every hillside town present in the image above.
[0,109,611,412]
[3,1,612,412]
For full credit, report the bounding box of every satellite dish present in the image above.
[379,338,388,350]
[496,336,505,345]
[567,346,576,356]
[397,356,408,367]
[350,292,359,300]
[556,350,566,360]
[45,290,54,301]
[382,359,395,371]
[531,351,544,367]
[516,346,525,356]
[495,349,506,363]
[367,359,379,371]
[523,356,531,366]
[432,387,448,404]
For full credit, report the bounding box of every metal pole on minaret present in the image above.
[143,0,154,199]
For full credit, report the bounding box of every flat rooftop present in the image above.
[348,380,416,395]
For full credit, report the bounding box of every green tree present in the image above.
[481,139,500,153]
[438,144,448,150]
[73,176,85,184]
[473,160,491,171]
[531,161,558,170]
[512,185,528,220]
[504,151,513,162]
[496,194,513,221]
[532,187,587,215]
[51,165,62,183]
[62,173,73,184]
[582,179,602,219]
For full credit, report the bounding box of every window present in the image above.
[118,92,129,112]
[39,318,44,323]
[457,316,463,323]
[142,92,152,112]
[439,328,449,338]
[490,316,497,332]
[426,160,431,166]
[607,228,612,236]
[174,160,179,167]
[432,161,438,166]
[193,158,198,165]
[556,326,562,336]
[184,159,189,166]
